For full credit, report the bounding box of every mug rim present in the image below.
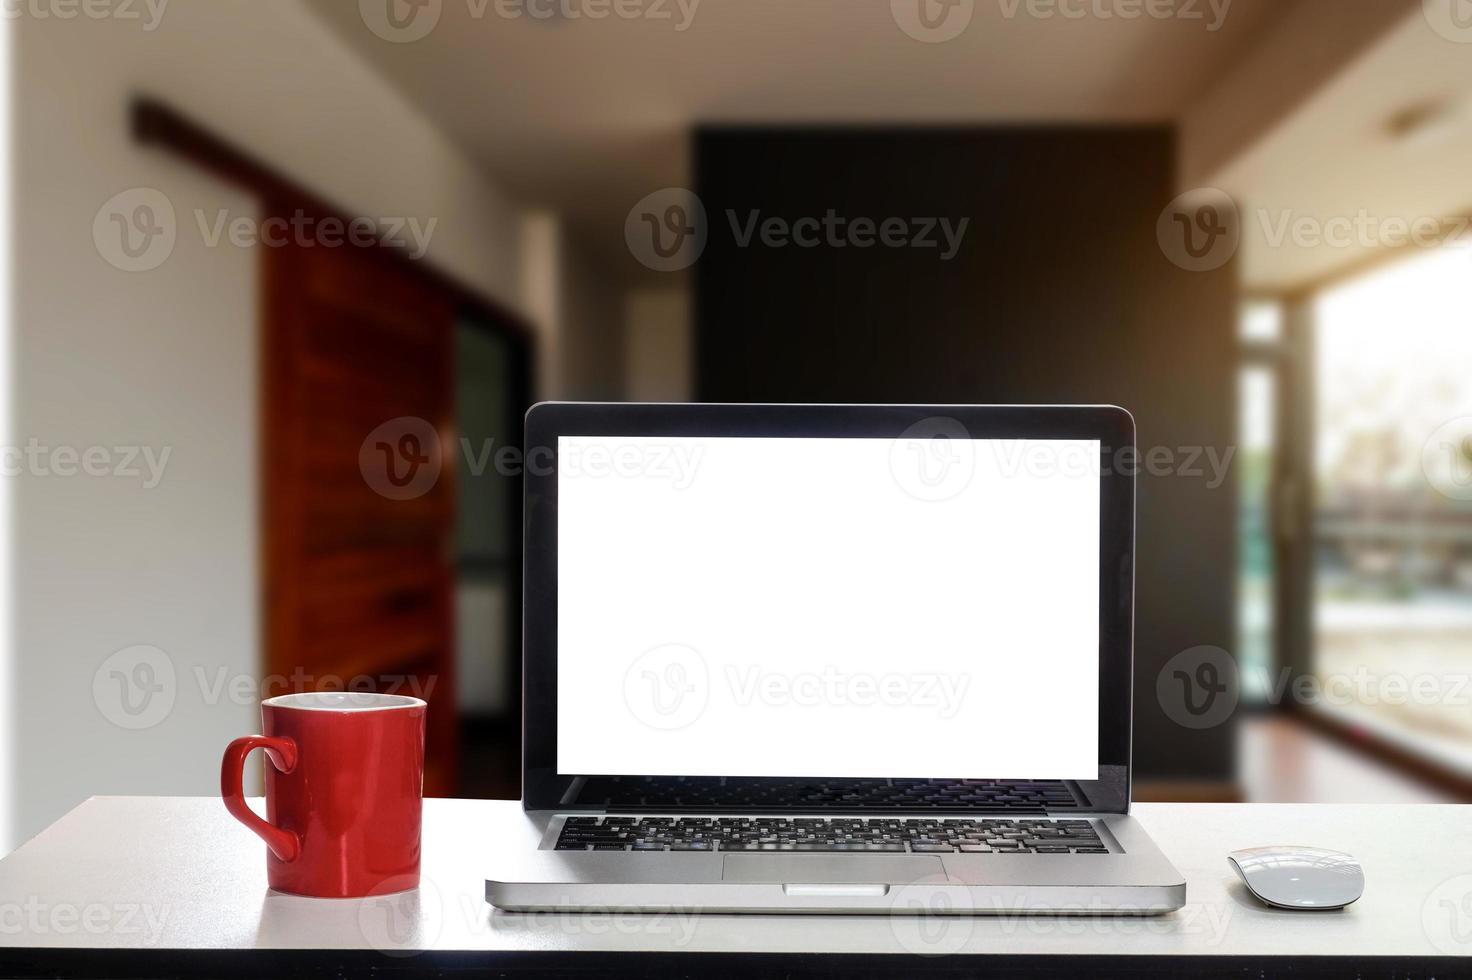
[261,692,427,712]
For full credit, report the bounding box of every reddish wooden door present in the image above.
[263,224,458,795]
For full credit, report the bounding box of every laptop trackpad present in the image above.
[721,855,944,884]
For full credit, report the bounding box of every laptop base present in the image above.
[486,811,1186,915]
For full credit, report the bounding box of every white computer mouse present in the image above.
[1227,846,1363,910]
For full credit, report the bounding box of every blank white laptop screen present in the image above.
[556,435,1100,780]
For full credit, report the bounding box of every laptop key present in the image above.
[559,814,1112,856]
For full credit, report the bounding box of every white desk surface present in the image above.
[0,796,1468,962]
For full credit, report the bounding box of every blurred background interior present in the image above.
[6,0,1472,851]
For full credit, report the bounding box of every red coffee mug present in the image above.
[221,692,426,898]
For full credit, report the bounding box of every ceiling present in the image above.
[305,0,1289,282]
[1218,9,1472,294]
[307,2,1472,296]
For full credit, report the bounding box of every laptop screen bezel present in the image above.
[522,402,1134,814]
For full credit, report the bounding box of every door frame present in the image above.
[1260,267,1472,800]
[133,97,537,791]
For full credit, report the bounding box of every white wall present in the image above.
[517,214,627,401]
[559,239,625,401]
[9,1,531,846]
[520,213,563,399]
[625,289,691,402]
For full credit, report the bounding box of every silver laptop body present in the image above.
[487,403,1187,915]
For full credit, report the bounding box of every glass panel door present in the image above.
[1311,247,1472,771]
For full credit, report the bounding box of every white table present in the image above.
[0,797,1467,977]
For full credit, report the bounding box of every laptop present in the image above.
[486,403,1186,914]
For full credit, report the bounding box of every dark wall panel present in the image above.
[695,127,1238,783]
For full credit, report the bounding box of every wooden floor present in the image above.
[454,712,1459,805]
[1238,714,1458,803]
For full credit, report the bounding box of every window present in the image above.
[1238,301,1281,705]
[1309,247,1472,768]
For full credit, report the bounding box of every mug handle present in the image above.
[220,735,301,862]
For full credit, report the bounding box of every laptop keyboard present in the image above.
[579,777,1079,811]
[553,816,1108,853]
